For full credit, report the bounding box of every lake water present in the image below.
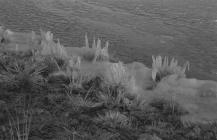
[0,0,217,80]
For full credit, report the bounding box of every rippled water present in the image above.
[0,0,217,80]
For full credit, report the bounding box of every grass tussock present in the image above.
[40,30,68,60]
[103,61,138,94]
[85,34,109,62]
[104,62,129,85]
[152,56,190,82]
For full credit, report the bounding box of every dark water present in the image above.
[0,0,217,80]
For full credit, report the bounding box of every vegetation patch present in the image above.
[0,51,216,140]
[0,28,216,140]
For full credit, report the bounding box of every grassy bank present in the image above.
[0,49,216,140]
[0,28,216,140]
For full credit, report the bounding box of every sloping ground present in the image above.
[0,27,217,139]
[1,28,217,123]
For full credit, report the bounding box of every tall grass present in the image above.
[40,30,68,59]
[8,109,32,140]
[103,61,138,94]
[152,56,190,82]
[84,34,109,62]
[65,56,87,89]
[104,61,129,85]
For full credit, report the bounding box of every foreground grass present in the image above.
[0,51,216,140]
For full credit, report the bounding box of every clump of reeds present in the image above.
[65,56,87,89]
[84,34,109,62]
[40,30,68,59]
[104,61,137,93]
[152,56,190,82]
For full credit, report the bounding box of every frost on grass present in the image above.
[152,56,190,82]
